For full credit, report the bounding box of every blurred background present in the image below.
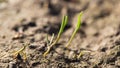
[0,0,120,67]
[0,0,120,46]
[0,0,120,44]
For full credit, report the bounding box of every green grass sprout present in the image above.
[77,51,83,59]
[65,12,83,48]
[13,43,30,61]
[46,34,49,45]
[43,16,68,57]
[50,33,55,44]
[45,33,55,46]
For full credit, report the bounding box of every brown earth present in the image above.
[0,0,120,68]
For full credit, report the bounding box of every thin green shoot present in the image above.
[46,33,55,46]
[77,51,83,59]
[77,50,91,59]
[43,16,68,57]
[65,12,83,48]
[13,43,30,61]
[49,33,54,44]
[46,34,49,45]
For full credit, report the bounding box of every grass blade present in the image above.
[65,12,83,48]
[43,16,68,57]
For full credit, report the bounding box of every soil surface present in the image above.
[0,0,120,68]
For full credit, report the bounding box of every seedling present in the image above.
[13,43,30,61]
[43,16,68,57]
[43,12,83,57]
[46,34,55,46]
[77,50,91,59]
[65,12,83,48]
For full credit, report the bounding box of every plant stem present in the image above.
[43,16,68,57]
[65,12,83,48]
